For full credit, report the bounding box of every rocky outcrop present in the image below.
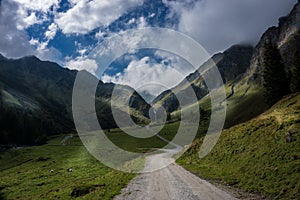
[246,1,300,85]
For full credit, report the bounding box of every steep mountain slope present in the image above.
[224,1,300,126]
[178,93,300,199]
[0,55,150,145]
[152,45,254,113]
[243,1,300,85]
[155,1,300,128]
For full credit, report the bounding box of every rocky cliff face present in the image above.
[246,1,300,85]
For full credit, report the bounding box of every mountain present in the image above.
[223,1,300,127]
[152,45,254,113]
[154,1,300,128]
[244,1,300,85]
[0,55,150,145]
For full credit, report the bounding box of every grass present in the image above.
[1,90,22,107]
[1,89,40,110]
[0,122,195,199]
[171,83,268,129]
[104,127,168,152]
[0,135,135,200]
[104,121,209,151]
[177,93,300,199]
[224,84,268,128]
[2,86,298,199]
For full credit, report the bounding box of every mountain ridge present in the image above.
[0,54,150,145]
[152,44,254,113]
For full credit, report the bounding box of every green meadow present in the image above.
[0,135,134,200]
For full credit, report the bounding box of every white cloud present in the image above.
[127,18,136,25]
[23,12,42,28]
[29,38,39,46]
[14,7,45,30]
[78,49,87,56]
[74,42,93,56]
[167,0,298,54]
[154,49,196,74]
[68,0,82,6]
[0,1,35,58]
[95,30,105,39]
[149,13,155,18]
[29,38,47,50]
[11,0,59,30]
[0,0,61,61]
[55,0,143,34]
[36,46,63,64]
[101,56,186,97]
[12,0,60,13]
[137,16,147,29]
[45,23,58,40]
[28,37,62,63]
[66,57,98,75]
[38,42,48,51]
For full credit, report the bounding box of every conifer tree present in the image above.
[290,50,300,93]
[263,43,290,105]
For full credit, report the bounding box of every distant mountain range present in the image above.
[1,1,300,146]
[0,55,149,145]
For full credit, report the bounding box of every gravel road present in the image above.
[114,149,238,200]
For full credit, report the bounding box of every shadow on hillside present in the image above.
[0,189,5,200]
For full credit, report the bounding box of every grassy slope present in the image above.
[172,82,268,129]
[0,123,190,200]
[224,84,268,128]
[177,93,300,199]
[0,136,134,200]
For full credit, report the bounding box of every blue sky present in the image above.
[0,0,297,100]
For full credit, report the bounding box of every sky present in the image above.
[0,0,298,101]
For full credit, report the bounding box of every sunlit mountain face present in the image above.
[0,0,297,100]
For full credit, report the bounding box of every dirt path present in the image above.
[114,150,238,200]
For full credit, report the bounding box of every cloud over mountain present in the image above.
[102,56,189,99]
[167,0,298,54]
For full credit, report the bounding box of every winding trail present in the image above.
[60,134,75,146]
[226,84,236,100]
[114,148,237,200]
